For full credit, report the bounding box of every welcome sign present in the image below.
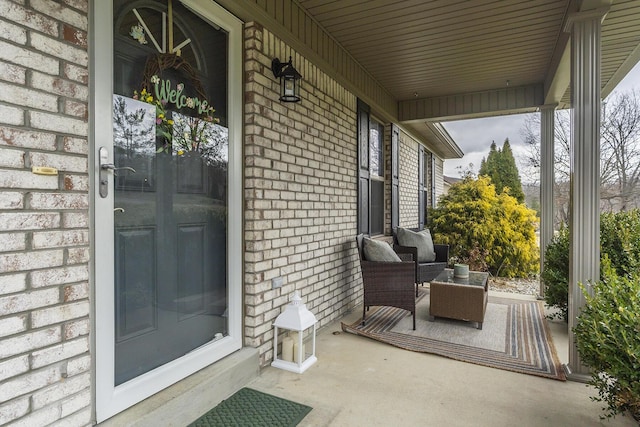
[150,75,215,117]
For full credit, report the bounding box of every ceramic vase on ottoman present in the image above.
[454,263,469,279]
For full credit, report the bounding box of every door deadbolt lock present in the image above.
[99,147,136,198]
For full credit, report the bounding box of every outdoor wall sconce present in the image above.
[272,56,302,103]
[272,291,317,373]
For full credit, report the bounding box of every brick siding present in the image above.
[398,131,420,228]
[243,23,362,365]
[434,156,445,202]
[0,1,91,425]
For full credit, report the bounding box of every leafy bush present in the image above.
[573,259,640,421]
[541,226,569,320]
[429,176,539,277]
[542,210,640,319]
[600,210,640,275]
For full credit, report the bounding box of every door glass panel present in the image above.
[113,0,229,385]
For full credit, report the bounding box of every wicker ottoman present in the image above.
[429,269,489,329]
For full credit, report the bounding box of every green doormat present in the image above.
[188,387,312,427]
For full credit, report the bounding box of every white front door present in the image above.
[91,0,243,421]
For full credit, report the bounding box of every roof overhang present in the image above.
[403,122,464,160]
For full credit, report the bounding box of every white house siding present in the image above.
[243,23,362,366]
[0,0,92,426]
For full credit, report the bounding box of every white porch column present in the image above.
[565,7,608,379]
[539,104,556,297]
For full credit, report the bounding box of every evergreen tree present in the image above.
[479,141,500,188]
[500,139,525,203]
[478,139,525,203]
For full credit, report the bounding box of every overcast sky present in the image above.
[441,61,640,180]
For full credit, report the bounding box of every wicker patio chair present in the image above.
[392,227,449,296]
[356,234,417,330]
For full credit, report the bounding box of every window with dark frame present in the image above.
[357,99,385,236]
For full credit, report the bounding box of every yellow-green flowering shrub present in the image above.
[429,176,539,277]
[429,177,539,277]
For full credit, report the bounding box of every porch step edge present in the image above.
[99,347,260,426]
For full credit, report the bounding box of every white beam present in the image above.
[398,84,544,122]
[544,42,571,106]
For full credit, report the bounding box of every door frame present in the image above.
[90,0,244,421]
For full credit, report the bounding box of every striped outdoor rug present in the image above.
[341,288,566,381]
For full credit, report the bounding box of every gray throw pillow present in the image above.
[363,238,401,262]
[396,227,436,262]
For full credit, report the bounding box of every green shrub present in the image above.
[600,210,640,275]
[542,210,640,319]
[429,176,539,277]
[573,258,640,421]
[541,225,569,320]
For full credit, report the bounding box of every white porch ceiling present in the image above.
[295,0,640,156]
[214,0,640,157]
[297,0,640,105]
[298,0,569,100]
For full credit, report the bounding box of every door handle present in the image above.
[98,147,136,198]
[101,163,137,175]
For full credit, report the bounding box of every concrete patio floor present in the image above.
[248,291,638,427]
